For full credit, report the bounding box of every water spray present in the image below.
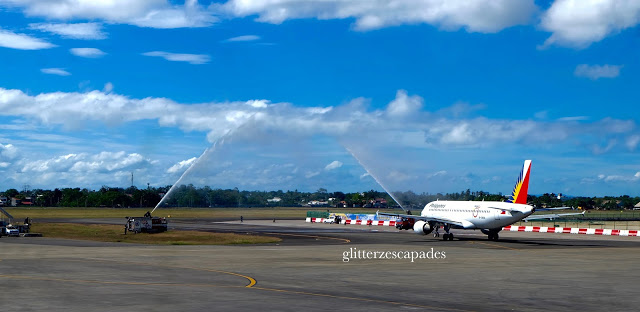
[343,145,406,211]
[152,139,222,213]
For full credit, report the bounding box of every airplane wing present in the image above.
[523,211,585,221]
[535,206,574,211]
[377,211,466,227]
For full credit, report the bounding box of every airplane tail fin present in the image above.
[506,160,531,205]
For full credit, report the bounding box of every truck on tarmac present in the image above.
[125,211,168,234]
[395,217,415,230]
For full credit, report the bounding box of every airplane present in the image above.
[378,160,583,241]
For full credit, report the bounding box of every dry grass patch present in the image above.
[31,223,281,245]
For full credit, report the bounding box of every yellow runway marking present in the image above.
[263,232,351,243]
[79,258,257,287]
[0,274,245,289]
[0,273,472,311]
[1,257,472,311]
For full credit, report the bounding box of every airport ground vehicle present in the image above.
[125,213,168,234]
[323,216,336,224]
[395,217,415,230]
[3,225,19,236]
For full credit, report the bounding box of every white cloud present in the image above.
[0,28,56,50]
[167,157,197,173]
[626,135,640,151]
[387,170,412,182]
[0,143,19,168]
[386,89,423,117]
[103,82,114,93]
[224,35,261,42]
[2,0,216,29]
[591,139,617,155]
[70,47,107,58]
[218,0,537,32]
[574,64,622,80]
[29,22,107,39]
[597,172,640,183]
[540,0,640,48]
[12,150,157,188]
[557,116,589,122]
[0,87,636,156]
[324,160,343,171]
[142,51,210,64]
[305,171,320,178]
[21,151,151,174]
[41,68,71,76]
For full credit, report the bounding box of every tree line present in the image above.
[2,186,639,210]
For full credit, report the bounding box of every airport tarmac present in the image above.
[1,219,639,311]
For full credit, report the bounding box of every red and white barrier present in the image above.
[307,218,639,236]
[343,219,397,226]
[306,217,329,223]
[502,225,639,237]
[306,218,397,226]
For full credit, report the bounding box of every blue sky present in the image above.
[0,0,639,196]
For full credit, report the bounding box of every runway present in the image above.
[1,219,639,311]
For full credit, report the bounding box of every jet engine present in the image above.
[413,220,433,235]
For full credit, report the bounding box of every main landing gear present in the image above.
[481,229,500,241]
[434,224,454,241]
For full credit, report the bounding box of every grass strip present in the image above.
[30,223,281,245]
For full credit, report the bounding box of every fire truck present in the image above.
[125,212,168,234]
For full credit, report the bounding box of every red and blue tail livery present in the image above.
[507,160,531,205]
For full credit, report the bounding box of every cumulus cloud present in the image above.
[0,87,636,155]
[0,28,56,50]
[218,0,537,32]
[540,0,640,48]
[386,90,423,117]
[142,51,210,64]
[0,143,19,168]
[2,0,216,29]
[70,47,107,58]
[167,157,197,173]
[223,35,261,42]
[41,68,71,76]
[597,172,640,183]
[574,64,622,80]
[324,160,343,171]
[22,151,151,174]
[29,22,107,39]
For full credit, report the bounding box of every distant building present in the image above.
[10,197,21,207]
[307,200,329,207]
[267,197,282,203]
[21,197,33,206]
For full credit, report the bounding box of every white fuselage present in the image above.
[421,201,535,229]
